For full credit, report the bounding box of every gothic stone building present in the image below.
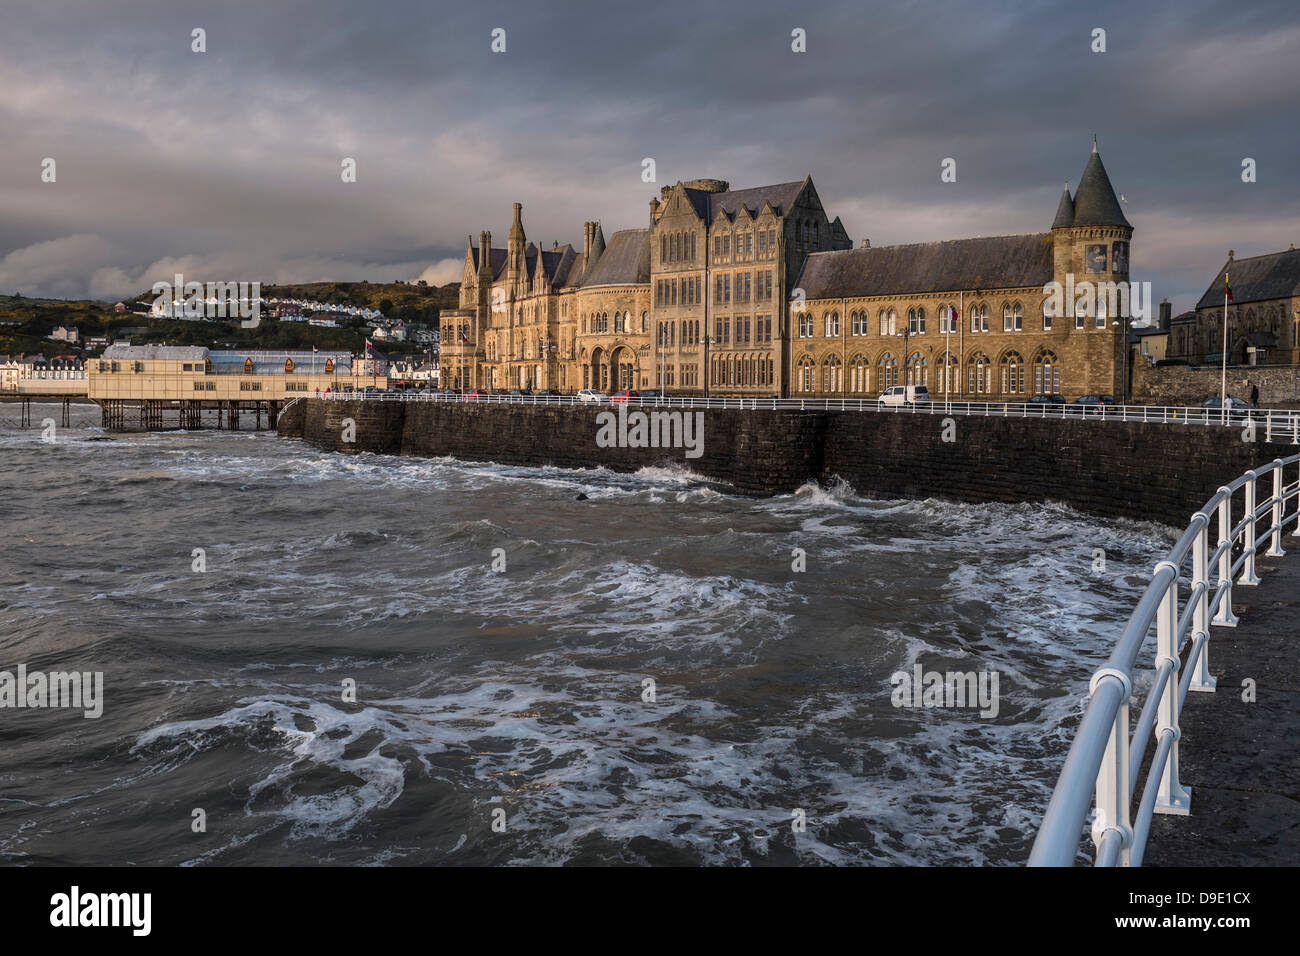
[1166,246,1300,367]
[441,145,1130,400]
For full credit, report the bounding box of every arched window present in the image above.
[797,355,816,393]
[877,352,898,390]
[1013,302,1023,331]
[690,232,696,261]
[887,309,897,336]
[244,357,254,374]
[937,351,958,394]
[879,309,888,336]
[825,311,840,337]
[849,353,868,392]
[1000,351,1024,394]
[967,351,991,394]
[1002,303,1013,332]
[822,354,842,392]
[916,307,926,334]
[1034,350,1061,395]
[906,351,927,387]
[907,308,916,334]
[641,311,649,332]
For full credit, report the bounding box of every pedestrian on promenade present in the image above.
[1250,381,1259,406]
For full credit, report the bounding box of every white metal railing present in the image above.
[317,390,1300,440]
[1029,453,1300,866]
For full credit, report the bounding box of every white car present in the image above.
[576,389,609,404]
[878,385,931,407]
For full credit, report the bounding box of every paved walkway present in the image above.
[1146,550,1300,865]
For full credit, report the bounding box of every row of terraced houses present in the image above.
[438,144,1290,400]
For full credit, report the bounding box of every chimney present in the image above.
[1159,298,1172,331]
[477,232,487,270]
[860,239,871,248]
[583,222,593,264]
[650,197,660,227]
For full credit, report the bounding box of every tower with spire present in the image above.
[1051,139,1133,296]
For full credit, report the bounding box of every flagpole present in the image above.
[1220,272,1229,425]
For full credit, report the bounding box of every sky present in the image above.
[1,0,1297,315]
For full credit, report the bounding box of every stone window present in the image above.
[1034,350,1060,394]
[1001,351,1025,394]
[849,353,868,393]
[937,351,958,394]
[797,356,815,392]
[967,352,991,393]
[825,311,840,337]
[906,351,926,387]
[822,354,841,392]
[1013,302,1023,331]
[877,352,898,390]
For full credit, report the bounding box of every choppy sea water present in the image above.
[0,402,1174,866]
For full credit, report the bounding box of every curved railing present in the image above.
[1029,454,1300,866]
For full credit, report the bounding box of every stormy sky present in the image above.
[1,0,1297,315]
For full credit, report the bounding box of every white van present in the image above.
[878,385,931,407]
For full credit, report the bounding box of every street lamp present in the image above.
[894,321,912,391]
[703,334,714,399]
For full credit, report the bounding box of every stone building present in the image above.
[1166,246,1300,367]
[789,144,1132,400]
[441,145,1130,399]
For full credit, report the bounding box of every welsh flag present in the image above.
[1225,273,1234,302]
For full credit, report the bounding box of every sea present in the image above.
[0,401,1174,866]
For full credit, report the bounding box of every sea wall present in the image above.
[280,400,1296,526]
[1132,362,1300,408]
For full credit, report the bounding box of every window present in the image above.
[970,303,989,332]
[877,352,898,390]
[967,352,991,394]
[1043,300,1053,331]
[1033,350,1060,394]
[1075,298,1087,330]
[849,354,869,393]
[825,311,840,337]
[1003,303,1013,332]
[937,351,958,394]
[797,356,815,392]
[1000,351,1024,394]
[798,313,814,338]
[1013,302,1023,331]
[822,354,842,392]
[906,351,926,386]
[758,230,767,256]
[917,307,926,334]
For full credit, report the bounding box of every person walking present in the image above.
[1250,381,1259,406]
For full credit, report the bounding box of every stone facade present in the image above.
[790,145,1132,401]
[440,146,1132,400]
[1166,247,1300,367]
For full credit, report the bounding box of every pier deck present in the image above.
[1146,550,1300,865]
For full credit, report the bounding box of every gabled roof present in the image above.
[581,229,651,287]
[708,181,805,224]
[1072,146,1130,228]
[794,233,1055,300]
[1196,248,1300,310]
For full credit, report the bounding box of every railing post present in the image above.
[1239,471,1261,585]
[1090,669,1134,866]
[1293,457,1300,538]
[1153,562,1192,814]
[1268,459,1286,557]
[1212,487,1239,626]
[1189,515,1216,692]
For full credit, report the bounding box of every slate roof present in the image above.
[1195,249,1300,310]
[1052,187,1075,229]
[581,229,651,287]
[1072,147,1130,228]
[680,180,806,224]
[794,233,1055,300]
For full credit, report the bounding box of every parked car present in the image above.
[507,388,533,397]
[610,390,641,403]
[537,389,562,397]
[363,386,383,396]
[639,389,663,399]
[576,389,609,403]
[1028,393,1066,405]
[1203,396,1256,421]
[878,385,930,407]
[463,388,487,400]
[1072,394,1116,406]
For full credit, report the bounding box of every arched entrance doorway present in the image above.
[589,347,607,391]
[609,346,636,391]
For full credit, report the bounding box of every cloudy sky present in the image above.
[2,0,1297,313]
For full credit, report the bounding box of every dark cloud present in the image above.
[1,0,1297,310]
